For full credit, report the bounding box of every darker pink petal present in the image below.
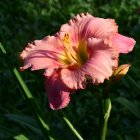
[20,36,64,71]
[81,38,118,84]
[112,33,136,54]
[45,70,73,110]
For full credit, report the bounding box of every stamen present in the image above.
[62,33,88,67]
[63,33,81,65]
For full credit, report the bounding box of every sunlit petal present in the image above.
[20,35,64,71]
[60,13,118,43]
[112,33,136,54]
[82,38,118,84]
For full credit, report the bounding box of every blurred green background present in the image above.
[0,0,140,140]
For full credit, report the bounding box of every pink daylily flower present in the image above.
[20,13,135,110]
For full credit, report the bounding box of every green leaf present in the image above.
[14,134,29,140]
[115,97,140,119]
[127,75,140,91]
[0,125,18,139]
[5,114,42,136]
[0,42,6,54]
[0,42,53,140]
[60,111,84,140]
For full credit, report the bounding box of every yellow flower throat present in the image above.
[61,33,88,67]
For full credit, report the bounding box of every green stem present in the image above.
[100,98,112,140]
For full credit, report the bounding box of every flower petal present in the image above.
[61,68,86,89]
[20,35,64,71]
[112,33,136,54]
[60,13,118,43]
[82,38,118,84]
[45,70,73,110]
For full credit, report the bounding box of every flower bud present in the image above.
[111,64,131,81]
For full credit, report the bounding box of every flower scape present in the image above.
[20,13,135,110]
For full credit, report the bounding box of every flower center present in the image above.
[61,33,88,67]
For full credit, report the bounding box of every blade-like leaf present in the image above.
[115,97,140,119]
[60,111,84,140]
[127,75,140,91]
[5,114,42,136]
[14,134,29,140]
[0,125,18,139]
[0,42,6,54]
[0,42,53,140]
